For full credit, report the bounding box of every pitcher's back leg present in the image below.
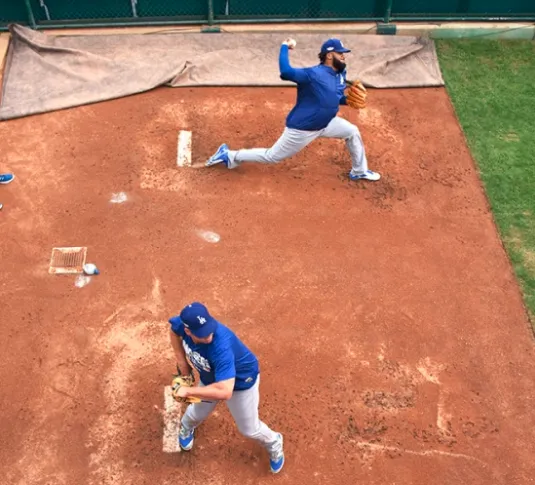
[207,128,320,170]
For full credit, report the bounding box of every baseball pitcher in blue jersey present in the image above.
[205,37,381,182]
[169,302,284,474]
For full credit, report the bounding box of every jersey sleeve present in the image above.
[169,318,185,338]
[212,347,236,382]
[279,44,311,84]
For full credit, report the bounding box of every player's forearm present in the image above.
[279,44,292,78]
[187,382,233,401]
[170,329,191,375]
[279,44,309,84]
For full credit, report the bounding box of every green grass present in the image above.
[436,39,535,323]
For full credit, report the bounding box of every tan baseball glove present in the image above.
[171,373,201,404]
[346,80,367,110]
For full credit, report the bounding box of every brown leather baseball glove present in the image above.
[346,80,367,110]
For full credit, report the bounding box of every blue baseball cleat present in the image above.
[206,144,230,167]
[178,426,195,451]
[269,433,285,474]
[0,173,15,184]
[349,170,381,181]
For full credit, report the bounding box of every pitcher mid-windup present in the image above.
[205,37,380,182]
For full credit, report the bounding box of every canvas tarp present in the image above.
[0,23,444,121]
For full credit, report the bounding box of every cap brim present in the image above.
[192,318,218,338]
[169,315,183,326]
[338,48,351,53]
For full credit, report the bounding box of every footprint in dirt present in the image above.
[366,175,408,209]
[363,390,415,410]
[460,417,500,439]
[341,414,389,441]
[342,172,408,209]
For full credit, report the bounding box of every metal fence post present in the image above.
[207,0,214,25]
[23,0,37,28]
[384,0,393,23]
[202,0,221,32]
[377,0,396,34]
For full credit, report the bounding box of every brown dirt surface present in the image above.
[1,87,534,485]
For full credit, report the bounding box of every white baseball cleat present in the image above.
[206,144,230,167]
[349,169,381,181]
[178,426,194,451]
[269,433,285,473]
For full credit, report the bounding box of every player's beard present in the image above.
[333,57,346,72]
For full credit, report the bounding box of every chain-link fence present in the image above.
[1,0,534,30]
[391,0,535,19]
[213,0,384,21]
[27,0,207,23]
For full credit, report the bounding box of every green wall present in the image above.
[2,0,534,28]
[392,0,534,16]
[213,0,384,19]
[0,2,28,24]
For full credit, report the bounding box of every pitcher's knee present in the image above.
[347,125,360,140]
[265,155,283,164]
[265,151,285,164]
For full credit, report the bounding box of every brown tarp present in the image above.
[0,23,444,121]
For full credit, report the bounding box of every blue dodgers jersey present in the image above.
[171,320,259,391]
[279,44,348,131]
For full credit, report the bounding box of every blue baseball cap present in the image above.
[320,38,351,54]
[169,302,218,338]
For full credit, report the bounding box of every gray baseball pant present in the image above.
[180,374,280,454]
[227,116,368,175]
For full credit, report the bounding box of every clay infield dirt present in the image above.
[0,87,534,485]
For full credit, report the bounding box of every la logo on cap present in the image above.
[197,316,207,325]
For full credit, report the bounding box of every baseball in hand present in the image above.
[284,38,297,49]
[176,386,190,399]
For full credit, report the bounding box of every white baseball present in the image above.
[285,38,297,49]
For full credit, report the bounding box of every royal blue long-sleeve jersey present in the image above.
[279,44,348,131]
